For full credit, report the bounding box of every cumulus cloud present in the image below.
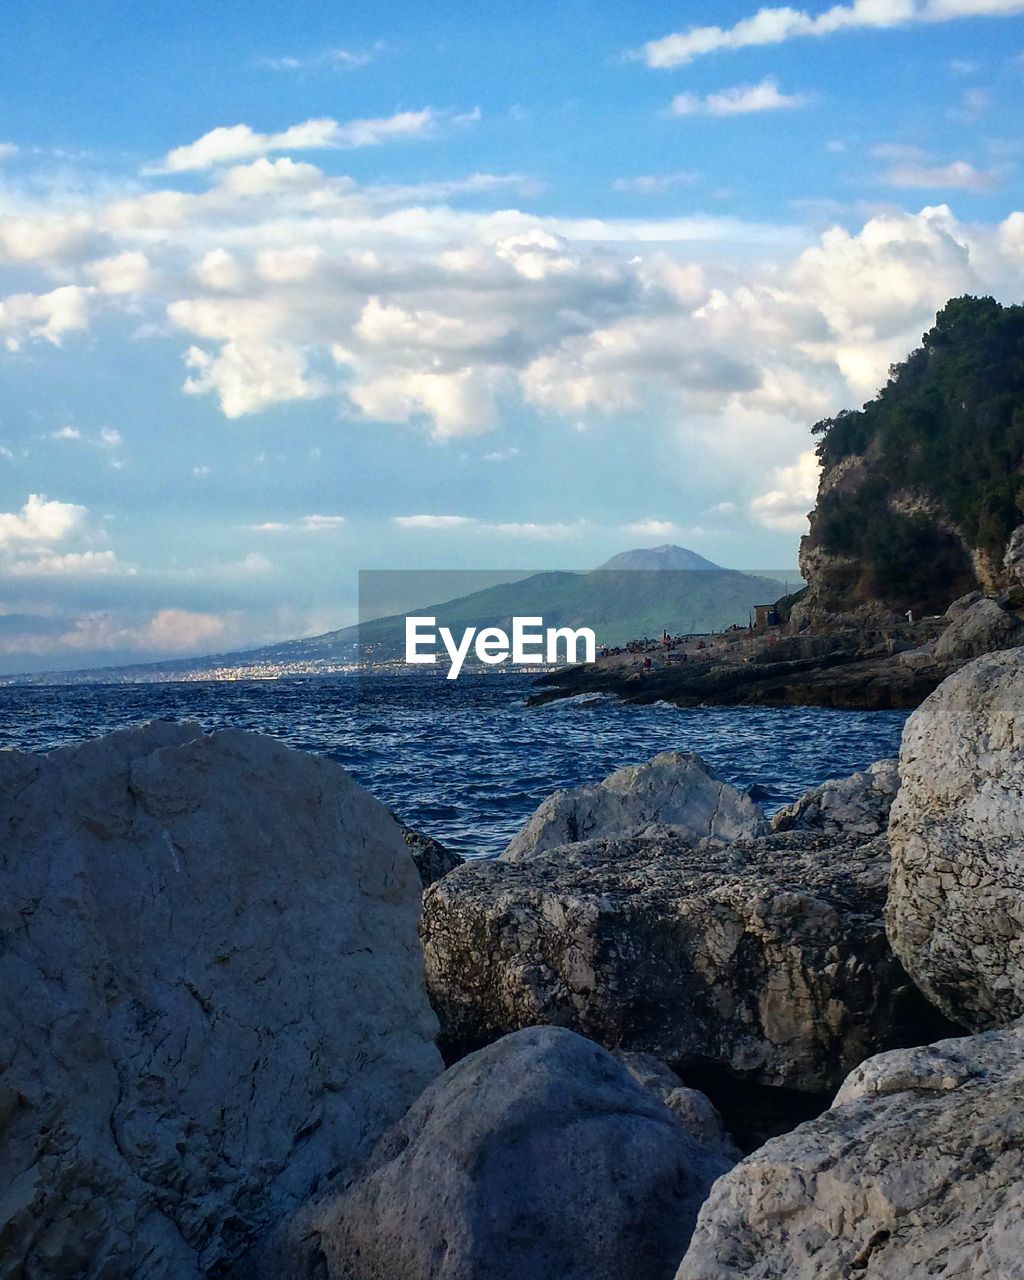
[156,109,455,172]
[0,285,94,348]
[0,494,88,546]
[0,494,131,578]
[636,0,1024,68]
[2,122,1024,460]
[84,250,152,293]
[671,78,810,117]
[749,450,821,531]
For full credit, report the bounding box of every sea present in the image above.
[0,670,909,860]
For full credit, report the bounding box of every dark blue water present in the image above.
[0,671,908,859]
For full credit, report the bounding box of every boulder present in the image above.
[887,648,1024,1029]
[0,722,441,1279]
[394,817,463,886]
[297,1026,734,1280]
[423,830,942,1092]
[502,751,767,862]
[933,595,1024,661]
[771,758,899,838]
[677,1020,1024,1280]
[613,1053,742,1161]
[944,589,983,619]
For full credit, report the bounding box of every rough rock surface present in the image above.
[298,1026,734,1280]
[424,830,941,1092]
[0,722,441,1279]
[677,1020,1024,1280]
[933,595,1024,660]
[887,648,1024,1029]
[395,817,463,886]
[1004,523,1024,582]
[771,759,899,838]
[502,751,766,862]
[613,1053,742,1161]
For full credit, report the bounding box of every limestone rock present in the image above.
[771,758,899,838]
[1004,523,1024,582]
[933,595,1024,661]
[0,722,441,1279]
[300,1026,734,1280]
[394,817,463,886]
[613,1053,742,1161]
[887,648,1024,1029]
[423,830,941,1092]
[945,589,983,619]
[677,1021,1024,1280]
[502,751,767,862]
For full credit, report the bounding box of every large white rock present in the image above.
[677,1021,1024,1280]
[425,830,944,1094]
[0,722,441,1278]
[771,758,899,838]
[887,648,1024,1029]
[502,751,766,862]
[297,1026,734,1280]
[933,595,1024,661]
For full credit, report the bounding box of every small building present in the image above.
[752,604,781,631]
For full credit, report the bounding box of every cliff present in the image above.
[796,295,1024,625]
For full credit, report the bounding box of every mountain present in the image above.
[596,545,722,572]
[797,295,1024,621]
[3,549,796,684]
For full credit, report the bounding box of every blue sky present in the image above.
[1,0,1023,671]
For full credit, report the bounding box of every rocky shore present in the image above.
[529,589,1024,712]
[3,647,1024,1277]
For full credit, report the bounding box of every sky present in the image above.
[1,0,1024,672]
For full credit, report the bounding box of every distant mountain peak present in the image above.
[594,545,723,573]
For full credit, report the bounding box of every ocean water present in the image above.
[0,670,909,860]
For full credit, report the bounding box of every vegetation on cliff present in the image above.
[806,296,1024,612]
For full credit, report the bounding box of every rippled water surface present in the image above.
[0,672,909,859]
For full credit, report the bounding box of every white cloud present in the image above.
[612,172,701,193]
[52,426,82,441]
[391,513,585,538]
[256,45,377,72]
[0,142,17,160]
[62,608,226,653]
[5,549,126,577]
[393,514,474,529]
[623,519,685,538]
[298,514,346,530]
[0,285,94,348]
[178,337,325,418]
[247,514,346,532]
[218,157,324,195]
[156,109,451,172]
[878,158,999,190]
[636,0,1024,67]
[84,251,152,294]
[672,79,810,117]
[749,450,821,531]
[0,213,93,263]
[0,494,88,547]
[98,428,123,448]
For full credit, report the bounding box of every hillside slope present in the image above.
[798,295,1024,620]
